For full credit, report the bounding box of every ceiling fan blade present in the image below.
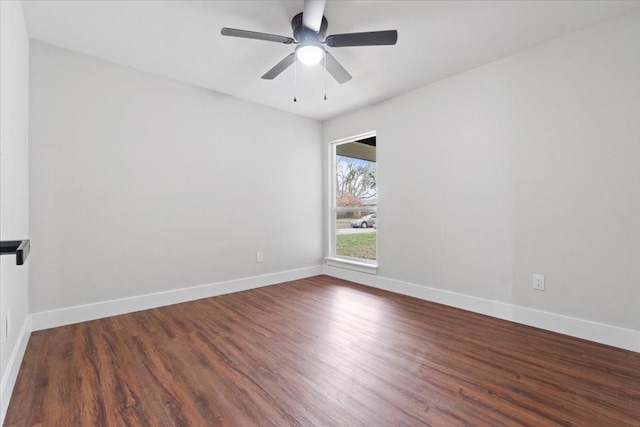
[323,51,352,84]
[325,30,398,47]
[262,53,297,80]
[302,0,326,32]
[221,27,295,44]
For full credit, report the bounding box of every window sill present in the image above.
[325,257,378,275]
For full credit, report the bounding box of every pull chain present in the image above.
[292,53,328,102]
[323,51,327,101]
[293,57,298,103]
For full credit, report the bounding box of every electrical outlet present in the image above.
[533,274,545,291]
[256,252,263,263]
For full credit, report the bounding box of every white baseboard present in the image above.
[323,265,640,353]
[1,315,32,425]
[31,265,323,332]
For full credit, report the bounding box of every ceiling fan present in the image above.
[221,0,398,84]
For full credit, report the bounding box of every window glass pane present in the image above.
[336,156,376,207]
[335,211,377,260]
[333,139,377,262]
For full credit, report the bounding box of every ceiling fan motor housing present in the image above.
[292,12,328,42]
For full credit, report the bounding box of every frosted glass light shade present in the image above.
[296,45,324,66]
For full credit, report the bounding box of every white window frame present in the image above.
[325,131,378,275]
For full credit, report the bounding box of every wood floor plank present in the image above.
[5,276,640,426]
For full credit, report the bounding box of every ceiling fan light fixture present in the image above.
[296,44,324,66]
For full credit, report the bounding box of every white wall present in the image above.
[29,42,323,314]
[324,13,640,333]
[0,0,30,419]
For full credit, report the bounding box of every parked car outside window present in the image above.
[351,214,376,229]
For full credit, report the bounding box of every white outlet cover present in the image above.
[533,274,545,290]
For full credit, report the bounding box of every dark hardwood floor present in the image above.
[5,275,640,426]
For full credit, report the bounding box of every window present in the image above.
[327,132,377,273]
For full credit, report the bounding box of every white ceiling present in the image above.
[21,0,640,121]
